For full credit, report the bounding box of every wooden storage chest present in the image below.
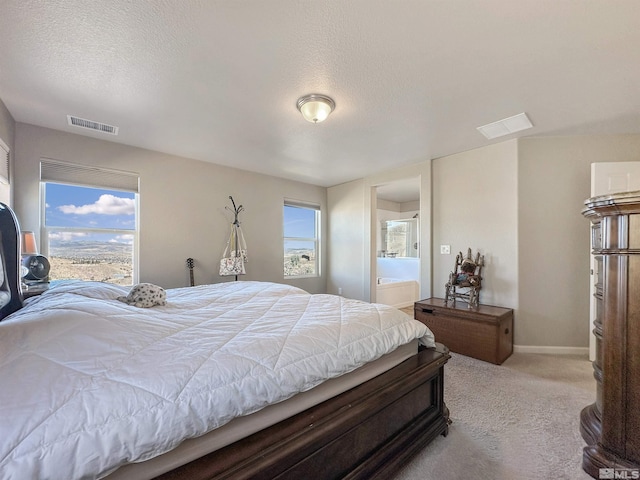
[414,298,513,365]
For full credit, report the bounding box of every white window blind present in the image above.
[40,158,139,193]
[284,199,320,210]
[0,138,9,185]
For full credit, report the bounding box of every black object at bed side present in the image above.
[0,202,23,320]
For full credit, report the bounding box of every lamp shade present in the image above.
[21,231,38,255]
[297,94,335,123]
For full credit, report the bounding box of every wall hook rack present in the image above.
[226,196,244,226]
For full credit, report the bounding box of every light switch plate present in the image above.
[440,245,450,254]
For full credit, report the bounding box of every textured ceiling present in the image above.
[1,0,639,189]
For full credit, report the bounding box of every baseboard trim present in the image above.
[513,345,589,355]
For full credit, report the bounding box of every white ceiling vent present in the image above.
[67,115,119,135]
[477,112,533,140]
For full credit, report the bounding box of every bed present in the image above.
[0,203,450,480]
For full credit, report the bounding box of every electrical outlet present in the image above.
[338,287,343,295]
[440,245,451,254]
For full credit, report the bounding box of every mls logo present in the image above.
[600,468,640,479]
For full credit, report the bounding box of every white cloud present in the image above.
[49,231,88,241]
[58,195,135,215]
[110,234,134,245]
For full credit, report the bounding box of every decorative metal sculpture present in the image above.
[444,248,485,308]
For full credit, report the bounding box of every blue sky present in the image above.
[283,205,317,251]
[283,205,316,238]
[45,183,135,244]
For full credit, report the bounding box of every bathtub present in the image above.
[376,278,419,308]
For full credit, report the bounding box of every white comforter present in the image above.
[0,281,434,480]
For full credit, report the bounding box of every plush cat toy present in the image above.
[117,283,167,308]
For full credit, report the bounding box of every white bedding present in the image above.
[0,280,434,480]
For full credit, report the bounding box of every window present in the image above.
[40,160,139,285]
[0,137,10,205]
[381,218,419,258]
[283,202,320,278]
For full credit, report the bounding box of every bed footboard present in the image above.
[156,343,450,480]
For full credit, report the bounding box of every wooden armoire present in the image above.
[581,191,640,477]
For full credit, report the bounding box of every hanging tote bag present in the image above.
[219,224,248,276]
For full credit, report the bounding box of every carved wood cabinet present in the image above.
[581,191,640,478]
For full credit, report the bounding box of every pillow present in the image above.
[117,283,167,308]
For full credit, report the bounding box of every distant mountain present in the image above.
[49,240,132,261]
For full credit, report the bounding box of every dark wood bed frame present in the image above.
[157,344,450,480]
[0,203,450,480]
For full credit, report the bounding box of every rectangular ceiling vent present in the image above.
[67,115,119,135]
[477,112,533,140]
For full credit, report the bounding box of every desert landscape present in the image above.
[47,241,314,283]
[48,240,133,285]
[284,249,316,277]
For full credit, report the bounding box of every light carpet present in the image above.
[394,352,596,480]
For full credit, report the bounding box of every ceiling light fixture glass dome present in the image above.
[297,94,335,123]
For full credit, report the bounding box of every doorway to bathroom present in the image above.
[374,177,421,309]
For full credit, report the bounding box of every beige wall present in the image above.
[326,178,367,299]
[433,135,640,349]
[517,135,640,348]
[13,123,327,292]
[432,140,519,309]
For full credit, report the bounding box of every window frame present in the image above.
[283,201,321,279]
[39,160,140,284]
[0,137,11,205]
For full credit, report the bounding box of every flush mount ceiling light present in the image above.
[476,112,533,139]
[296,94,335,123]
